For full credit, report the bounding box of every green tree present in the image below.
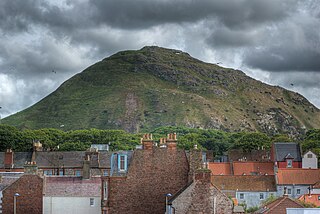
[234,132,271,152]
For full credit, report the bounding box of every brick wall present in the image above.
[2,175,43,214]
[107,148,189,214]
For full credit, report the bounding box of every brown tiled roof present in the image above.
[208,163,231,175]
[298,194,320,207]
[312,180,320,189]
[233,162,274,175]
[277,169,320,185]
[212,175,276,191]
[44,176,101,197]
[255,196,304,214]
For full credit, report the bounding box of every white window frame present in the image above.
[296,189,301,195]
[287,160,293,168]
[260,193,264,200]
[287,188,292,195]
[104,181,108,200]
[239,193,244,200]
[90,198,95,207]
[118,154,127,171]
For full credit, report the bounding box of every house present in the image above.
[168,169,233,214]
[0,142,113,177]
[271,143,302,169]
[1,162,43,214]
[276,168,320,198]
[298,194,320,207]
[0,149,32,172]
[0,172,23,213]
[43,176,101,214]
[286,208,320,214]
[254,193,304,214]
[302,151,318,169]
[212,175,277,208]
[102,133,205,214]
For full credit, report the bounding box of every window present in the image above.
[75,170,81,177]
[297,189,301,195]
[260,193,264,200]
[44,170,53,176]
[59,169,64,176]
[103,170,108,176]
[307,154,313,158]
[90,198,95,206]
[103,181,108,200]
[118,154,127,171]
[288,188,292,194]
[287,160,292,168]
[318,196,320,200]
[239,193,244,200]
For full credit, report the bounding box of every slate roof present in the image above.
[35,151,86,168]
[273,142,302,162]
[0,173,23,191]
[99,151,112,168]
[277,169,320,185]
[255,196,303,214]
[44,176,101,197]
[212,175,277,191]
[0,152,32,168]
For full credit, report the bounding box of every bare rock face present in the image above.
[3,46,320,136]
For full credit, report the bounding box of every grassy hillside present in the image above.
[3,46,320,137]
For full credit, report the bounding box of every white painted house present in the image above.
[302,151,318,169]
[43,176,101,214]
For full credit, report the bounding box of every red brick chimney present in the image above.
[4,149,14,169]
[141,133,154,150]
[166,133,177,150]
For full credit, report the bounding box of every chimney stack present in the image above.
[166,133,177,150]
[24,161,38,175]
[4,149,14,169]
[83,155,91,179]
[194,169,211,183]
[142,133,154,150]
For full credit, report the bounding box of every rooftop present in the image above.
[212,175,276,192]
[277,168,320,185]
[273,142,302,162]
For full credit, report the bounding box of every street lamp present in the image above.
[14,193,20,214]
[165,193,172,214]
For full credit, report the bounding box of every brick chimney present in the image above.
[4,149,14,169]
[194,169,212,183]
[83,154,91,179]
[24,161,38,174]
[141,133,154,150]
[166,133,177,150]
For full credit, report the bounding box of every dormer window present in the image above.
[118,154,127,171]
[287,159,292,168]
[307,154,313,158]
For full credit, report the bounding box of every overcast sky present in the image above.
[1,0,320,118]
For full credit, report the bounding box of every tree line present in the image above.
[0,124,319,157]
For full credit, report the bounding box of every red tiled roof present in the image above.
[208,163,231,175]
[212,175,276,191]
[298,194,320,207]
[233,161,274,175]
[255,196,304,214]
[313,181,320,189]
[277,169,320,185]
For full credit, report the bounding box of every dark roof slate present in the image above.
[273,143,302,162]
[35,151,85,168]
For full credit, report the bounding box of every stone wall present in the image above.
[2,175,43,214]
[107,147,189,214]
[171,170,233,214]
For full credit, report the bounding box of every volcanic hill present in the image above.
[3,46,320,136]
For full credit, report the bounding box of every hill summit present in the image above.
[3,46,320,136]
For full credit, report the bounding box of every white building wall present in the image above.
[236,191,277,208]
[277,185,310,198]
[302,151,318,169]
[287,208,320,214]
[43,196,101,214]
